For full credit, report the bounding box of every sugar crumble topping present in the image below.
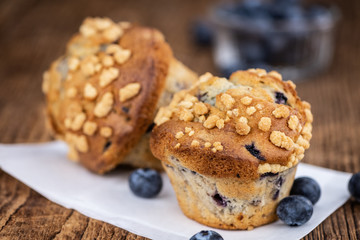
[119,83,141,102]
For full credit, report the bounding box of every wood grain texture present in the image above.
[0,0,359,239]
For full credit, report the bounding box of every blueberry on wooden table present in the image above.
[190,230,224,240]
[276,195,313,226]
[129,168,162,198]
[290,177,321,204]
[348,172,360,202]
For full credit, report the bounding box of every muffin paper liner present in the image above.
[0,141,352,240]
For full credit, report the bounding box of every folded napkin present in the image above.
[0,141,351,240]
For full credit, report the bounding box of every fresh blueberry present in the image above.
[348,172,360,202]
[129,168,162,198]
[276,195,313,226]
[191,20,213,46]
[275,92,288,104]
[190,230,224,240]
[290,177,321,204]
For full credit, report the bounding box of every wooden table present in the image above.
[0,0,359,239]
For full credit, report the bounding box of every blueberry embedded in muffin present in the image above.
[150,69,313,229]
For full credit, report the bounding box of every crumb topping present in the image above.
[114,48,131,64]
[213,142,224,151]
[174,143,181,149]
[288,115,299,131]
[83,83,98,100]
[66,87,77,98]
[270,131,294,150]
[154,108,172,125]
[71,113,87,131]
[296,135,310,149]
[99,67,119,88]
[203,115,220,129]
[178,108,194,122]
[100,126,113,138]
[42,72,50,94]
[185,127,192,133]
[74,135,88,153]
[64,118,72,129]
[236,117,251,135]
[240,96,252,105]
[102,55,114,67]
[68,57,80,71]
[83,121,97,136]
[287,80,296,89]
[256,104,263,110]
[272,106,290,118]
[246,106,256,116]
[268,71,282,80]
[304,109,313,123]
[216,119,225,129]
[175,131,184,139]
[80,56,99,76]
[258,117,271,132]
[119,83,141,102]
[220,93,235,109]
[94,92,114,118]
[67,145,79,161]
[103,25,124,42]
[178,101,194,109]
[301,122,312,140]
[191,140,200,147]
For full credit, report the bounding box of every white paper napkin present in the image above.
[0,141,351,240]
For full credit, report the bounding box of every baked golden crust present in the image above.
[42,17,197,173]
[150,69,313,180]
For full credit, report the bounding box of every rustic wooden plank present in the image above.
[0,0,359,239]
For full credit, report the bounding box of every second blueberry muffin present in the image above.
[150,69,313,230]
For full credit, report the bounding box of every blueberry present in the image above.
[212,192,227,207]
[348,172,360,202]
[245,142,266,161]
[276,195,313,226]
[129,168,162,198]
[190,230,224,240]
[275,92,288,104]
[290,177,321,204]
[191,20,213,46]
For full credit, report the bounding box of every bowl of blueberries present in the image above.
[208,0,340,80]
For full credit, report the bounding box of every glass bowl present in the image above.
[209,2,340,81]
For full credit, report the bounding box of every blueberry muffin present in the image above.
[42,17,197,173]
[150,69,313,230]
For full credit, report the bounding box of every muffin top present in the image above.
[42,17,173,173]
[150,69,313,180]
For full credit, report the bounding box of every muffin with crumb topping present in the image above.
[42,17,197,173]
[150,69,313,230]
